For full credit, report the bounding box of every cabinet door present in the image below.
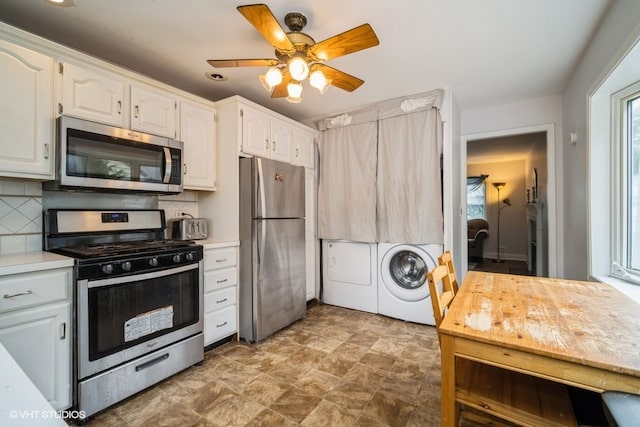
[241,106,270,157]
[131,84,177,137]
[293,128,315,168]
[180,100,216,190]
[270,117,293,163]
[0,40,54,179]
[61,62,126,127]
[0,302,71,410]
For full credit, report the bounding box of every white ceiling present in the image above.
[0,0,611,123]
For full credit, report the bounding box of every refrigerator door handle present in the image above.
[256,158,267,282]
[257,158,267,219]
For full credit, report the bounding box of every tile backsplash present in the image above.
[0,176,201,255]
[0,178,44,253]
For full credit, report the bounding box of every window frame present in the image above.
[611,80,640,283]
[466,177,487,220]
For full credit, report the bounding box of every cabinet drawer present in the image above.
[204,247,237,271]
[204,267,237,292]
[204,305,236,344]
[0,269,70,313]
[204,286,236,314]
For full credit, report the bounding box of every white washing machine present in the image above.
[377,242,443,325]
[322,240,378,313]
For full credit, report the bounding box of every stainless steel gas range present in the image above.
[44,209,203,419]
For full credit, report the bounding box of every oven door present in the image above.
[77,261,203,379]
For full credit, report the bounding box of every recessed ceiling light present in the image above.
[45,0,76,7]
[206,72,227,82]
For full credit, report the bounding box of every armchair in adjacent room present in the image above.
[468,218,489,261]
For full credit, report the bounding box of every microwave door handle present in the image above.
[162,147,172,184]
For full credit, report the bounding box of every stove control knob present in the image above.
[186,252,195,262]
[121,261,132,272]
[172,254,182,263]
[149,257,159,267]
[101,264,114,275]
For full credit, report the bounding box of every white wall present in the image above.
[561,0,640,280]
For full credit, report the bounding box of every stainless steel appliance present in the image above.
[44,209,203,419]
[168,217,208,240]
[46,116,183,194]
[239,157,306,343]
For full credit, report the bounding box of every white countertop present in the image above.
[0,343,68,426]
[0,252,74,277]
[199,240,239,249]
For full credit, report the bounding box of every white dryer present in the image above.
[377,242,443,325]
[322,240,378,313]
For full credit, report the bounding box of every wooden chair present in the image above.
[437,250,459,294]
[427,265,577,427]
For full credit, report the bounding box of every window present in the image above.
[610,80,640,283]
[467,175,487,220]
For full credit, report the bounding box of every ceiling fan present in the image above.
[207,4,379,103]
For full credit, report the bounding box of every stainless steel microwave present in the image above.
[48,116,183,194]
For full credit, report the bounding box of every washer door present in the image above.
[380,244,436,301]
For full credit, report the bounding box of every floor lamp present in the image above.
[492,182,511,263]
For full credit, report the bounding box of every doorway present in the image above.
[462,124,556,277]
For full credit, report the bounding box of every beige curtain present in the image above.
[316,121,377,242]
[377,108,443,244]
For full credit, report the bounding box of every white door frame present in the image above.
[460,124,557,278]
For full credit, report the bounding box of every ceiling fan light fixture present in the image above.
[259,67,283,92]
[286,82,303,103]
[288,56,309,81]
[309,70,331,94]
[45,0,76,6]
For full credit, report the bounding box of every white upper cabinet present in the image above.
[61,62,126,127]
[130,84,177,138]
[241,105,292,163]
[241,106,271,158]
[270,116,293,163]
[0,40,54,180]
[292,127,315,169]
[180,99,217,191]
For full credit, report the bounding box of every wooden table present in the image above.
[438,271,640,426]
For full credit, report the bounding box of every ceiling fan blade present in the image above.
[207,59,279,68]
[271,72,292,98]
[308,24,379,61]
[237,4,295,53]
[315,64,364,92]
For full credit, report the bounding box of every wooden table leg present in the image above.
[440,334,457,426]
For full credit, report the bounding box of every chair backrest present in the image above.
[437,250,459,294]
[427,264,456,329]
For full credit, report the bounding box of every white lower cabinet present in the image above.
[0,267,72,410]
[203,245,238,346]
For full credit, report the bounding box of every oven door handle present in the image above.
[162,147,172,184]
[86,263,199,289]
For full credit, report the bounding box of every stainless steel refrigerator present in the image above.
[239,156,306,342]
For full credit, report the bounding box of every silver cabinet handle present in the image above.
[216,278,228,284]
[216,321,228,328]
[60,322,66,340]
[134,105,139,118]
[216,298,228,304]
[272,140,277,151]
[216,258,227,263]
[117,100,122,115]
[295,148,299,158]
[264,139,269,149]
[43,143,49,159]
[4,290,32,299]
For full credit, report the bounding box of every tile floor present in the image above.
[82,302,447,427]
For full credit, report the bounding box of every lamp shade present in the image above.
[492,182,506,190]
[309,70,330,94]
[286,82,303,103]
[288,56,309,81]
[259,67,283,92]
